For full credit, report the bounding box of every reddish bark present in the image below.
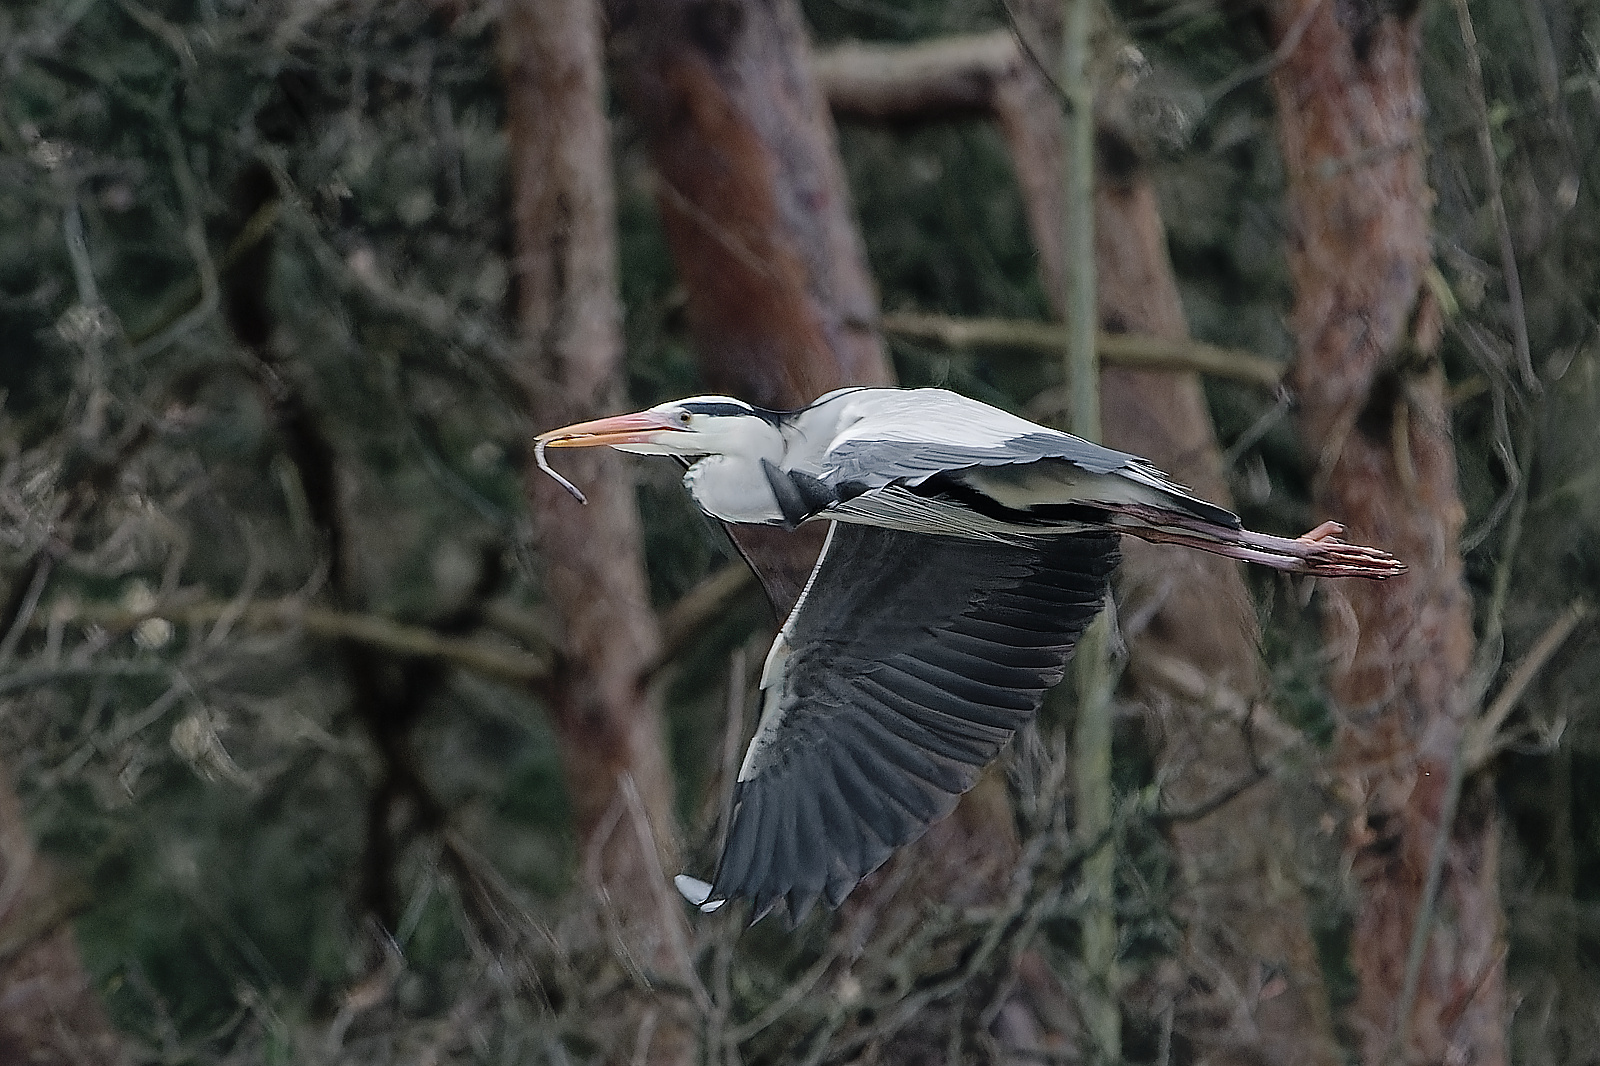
[815,22,1336,1062]
[912,12,1341,1059]
[0,764,125,1066]
[609,6,1050,1058]
[1266,1,1507,1062]
[501,3,692,1062]
[609,0,897,615]
[1092,142,1338,1066]
[609,0,891,412]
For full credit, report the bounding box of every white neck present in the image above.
[683,454,782,525]
[678,416,788,524]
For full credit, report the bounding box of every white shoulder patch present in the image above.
[673,874,726,912]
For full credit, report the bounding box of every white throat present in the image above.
[679,416,791,525]
[683,454,782,525]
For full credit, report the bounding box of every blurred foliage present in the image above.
[2,0,1599,1060]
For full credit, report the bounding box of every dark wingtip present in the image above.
[786,887,819,927]
[749,890,783,926]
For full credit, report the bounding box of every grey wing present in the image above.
[698,521,1119,923]
[818,389,1236,528]
[821,388,1140,486]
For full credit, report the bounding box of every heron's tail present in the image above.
[1106,504,1405,579]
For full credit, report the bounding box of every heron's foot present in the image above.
[1297,520,1344,544]
[1284,522,1406,578]
[1109,504,1406,579]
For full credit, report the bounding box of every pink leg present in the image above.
[1107,506,1406,579]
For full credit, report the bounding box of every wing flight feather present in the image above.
[693,522,1119,922]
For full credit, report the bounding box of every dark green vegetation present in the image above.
[2,0,1598,1060]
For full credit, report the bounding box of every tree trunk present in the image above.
[0,763,126,1066]
[608,0,897,616]
[1091,132,1340,1066]
[501,4,693,1063]
[1265,2,1508,1063]
[1014,79,1340,1066]
[818,19,1341,1064]
[608,6,1067,1059]
[608,0,890,412]
[814,21,1340,1062]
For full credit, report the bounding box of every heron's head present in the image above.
[535,396,783,460]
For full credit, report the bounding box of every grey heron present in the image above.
[536,386,1402,923]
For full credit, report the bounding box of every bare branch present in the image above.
[812,30,1018,120]
[882,311,1283,388]
[1465,600,1591,771]
[36,598,552,686]
[1448,0,1537,392]
[653,565,757,670]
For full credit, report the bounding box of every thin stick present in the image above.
[617,773,710,1013]
[1450,0,1537,391]
[1200,0,1325,113]
[1466,600,1591,770]
[0,558,53,668]
[1384,737,1466,1066]
[37,597,552,686]
[880,311,1282,388]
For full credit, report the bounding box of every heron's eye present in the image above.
[677,411,693,426]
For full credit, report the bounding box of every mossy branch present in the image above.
[38,598,552,686]
[881,312,1283,389]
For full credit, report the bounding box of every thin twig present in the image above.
[130,127,222,361]
[0,558,53,668]
[35,597,552,686]
[0,878,94,968]
[126,197,280,348]
[710,648,748,839]
[1460,357,1525,553]
[702,654,749,1059]
[1465,600,1591,770]
[1450,0,1538,392]
[1200,0,1325,113]
[617,774,710,1013]
[652,564,758,673]
[1221,390,1292,469]
[1384,736,1467,1066]
[881,312,1283,388]
[724,945,843,1044]
[0,660,172,700]
[1152,765,1271,825]
[651,173,780,283]
[991,0,1071,109]
[61,202,103,308]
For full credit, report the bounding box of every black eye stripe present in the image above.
[678,400,783,425]
[680,401,754,418]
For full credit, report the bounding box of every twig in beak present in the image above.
[535,437,588,504]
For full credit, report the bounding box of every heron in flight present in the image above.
[537,387,1401,923]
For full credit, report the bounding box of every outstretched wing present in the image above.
[690,521,1119,923]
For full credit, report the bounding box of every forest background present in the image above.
[1,0,1597,1063]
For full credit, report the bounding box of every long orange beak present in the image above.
[534,411,686,448]
[534,410,690,505]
